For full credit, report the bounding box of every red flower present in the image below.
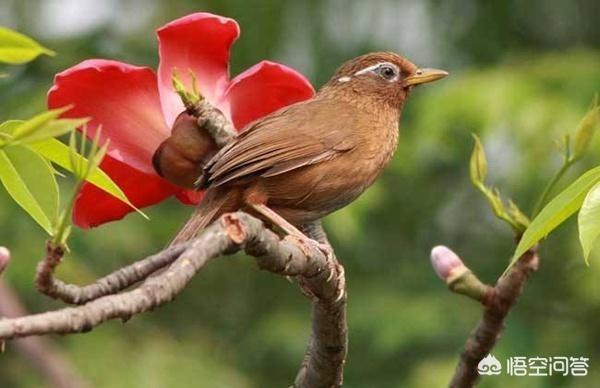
[48,13,314,228]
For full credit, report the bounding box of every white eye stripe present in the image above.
[353,62,399,77]
[337,62,400,83]
[354,63,383,76]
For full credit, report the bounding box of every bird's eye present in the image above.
[378,65,398,80]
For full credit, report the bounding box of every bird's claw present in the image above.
[330,261,346,304]
[315,243,345,302]
[286,235,345,303]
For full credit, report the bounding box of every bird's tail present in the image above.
[169,188,241,247]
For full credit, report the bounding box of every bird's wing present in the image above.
[200,98,357,188]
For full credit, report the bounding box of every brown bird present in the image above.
[153,52,447,245]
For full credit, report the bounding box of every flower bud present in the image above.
[430,245,491,302]
[152,111,219,188]
[0,246,11,274]
[469,134,488,187]
[573,101,600,160]
[430,245,467,281]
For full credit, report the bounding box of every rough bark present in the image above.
[0,213,347,387]
[449,248,539,388]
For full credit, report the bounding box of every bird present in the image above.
[153,52,448,246]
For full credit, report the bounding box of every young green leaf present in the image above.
[0,146,59,235]
[0,26,55,64]
[468,135,527,233]
[2,108,70,147]
[0,120,23,134]
[1,112,88,147]
[28,137,145,217]
[469,134,487,187]
[511,166,600,266]
[578,181,600,264]
[172,69,201,109]
[572,96,600,161]
[507,199,530,229]
[12,118,88,146]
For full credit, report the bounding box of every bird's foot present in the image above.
[287,235,345,303]
[286,234,332,265]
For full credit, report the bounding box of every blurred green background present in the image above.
[1,0,600,387]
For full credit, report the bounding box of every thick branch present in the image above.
[7,93,348,388]
[0,213,347,387]
[294,221,347,388]
[449,248,539,388]
[0,214,317,337]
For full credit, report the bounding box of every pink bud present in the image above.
[430,245,465,281]
[0,246,10,274]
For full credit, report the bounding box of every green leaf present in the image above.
[0,26,55,64]
[468,135,528,233]
[578,181,600,264]
[14,118,88,146]
[9,108,68,142]
[0,146,59,235]
[511,166,600,266]
[2,118,146,219]
[0,110,87,148]
[469,134,487,186]
[28,138,145,217]
[0,120,23,134]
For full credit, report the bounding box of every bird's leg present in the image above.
[248,203,306,239]
[247,203,334,264]
[248,203,343,301]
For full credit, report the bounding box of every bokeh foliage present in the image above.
[1,0,599,387]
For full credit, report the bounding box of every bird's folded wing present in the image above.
[201,99,357,188]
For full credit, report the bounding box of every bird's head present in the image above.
[323,52,448,109]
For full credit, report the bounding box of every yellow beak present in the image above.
[403,68,448,87]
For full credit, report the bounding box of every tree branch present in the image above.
[35,242,190,304]
[191,99,236,147]
[431,245,539,388]
[294,221,347,388]
[0,213,347,387]
[1,89,349,387]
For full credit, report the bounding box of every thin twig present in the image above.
[449,248,539,388]
[35,242,191,305]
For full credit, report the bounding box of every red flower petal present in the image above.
[175,189,204,205]
[73,155,178,228]
[48,59,168,175]
[157,13,240,127]
[222,60,314,129]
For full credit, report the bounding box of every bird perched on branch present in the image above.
[153,52,447,245]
